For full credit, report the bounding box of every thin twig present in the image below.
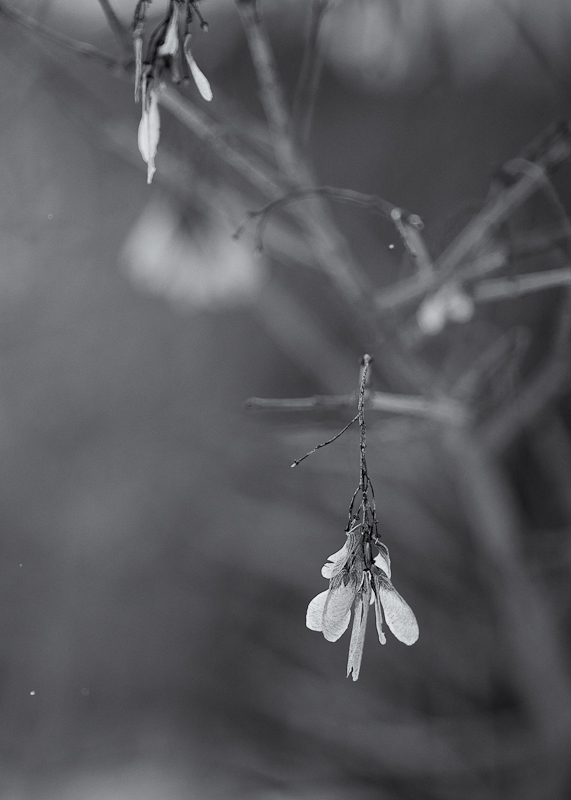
[451,328,530,402]
[158,84,286,199]
[374,123,571,313]
[234,0,383,337]
[474,267,571,302]
[290,414,359,468]
[375,248,507,311]
[390,208,432,275]
[97,0,132,55]
[357,355,372,492]
[481,348,570,454]
[233,186,414,248]
[0,0,124,70]
[246,394,356,411]
[292,0,329,146]
[235,0,302,182]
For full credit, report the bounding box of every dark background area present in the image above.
[1,1,571,798]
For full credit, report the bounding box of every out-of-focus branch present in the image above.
[247,390,467,424]
[234,185,417,248]
[376,248,507,311]
[480,268,571,453]
[474,266,571,302]
[234,0,382,342]
[495,0,571,109]
[292,0,330,146]
[443,426,571,746]
[159,84,286,200]
[0,0,124,70]
[374,122,571,313]
[97,0,132,55]
[235,0,303,183]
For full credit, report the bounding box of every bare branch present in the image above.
[97,0,132,55]
[158,84,286,200]
[375,123,571,313]
[247,390,467,424]
[246,394,356,411]
[443,427,571,744]
[233,185,415,248]
[291,414,358,468]
[475,267,571,302]
[0,0,124,70]
[375,248,507,311]
[390,207,433,276]
[235,0,302,182]
[292,0,330,146]
[495,0,571,109]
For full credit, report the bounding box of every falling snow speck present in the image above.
[388,243,395,249]
[29,691,35,696]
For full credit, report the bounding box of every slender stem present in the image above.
[247,389,467,424]
[443,427,571,746]
[475,267,571,302]
[235,0,302,183]
[290,415,358,468]
[292,0,329,146]
[234,0,382,341]
[96,0,132,55]
[358,355,372,493]
[158,84,285,200]
[234,185,414,245]
[495,0,571,109]
[374,126,571,313]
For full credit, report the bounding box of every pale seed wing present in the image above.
[321,542,349,578]
[377,577,419,645]
[322,580,355,642]
[306,590,328,631]
[138,89,160,184]
[373,542,391,578]
[158,5,180,56]
[184,36,213,101]
[347,577,371,681]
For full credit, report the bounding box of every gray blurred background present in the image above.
[1,1,571,798]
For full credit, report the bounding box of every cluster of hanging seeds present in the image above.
[303,356,419,680]
[133,0,213,183]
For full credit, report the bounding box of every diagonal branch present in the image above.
[292,0,330,146]
[0,0,124,70]
[97,0,132,55]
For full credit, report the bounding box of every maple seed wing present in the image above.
[184,36,213,101]
[138,90,160,184]
[322,582,355,642]
[306,590,328,631]
[321,542,349,578]
[377,579,419,645]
